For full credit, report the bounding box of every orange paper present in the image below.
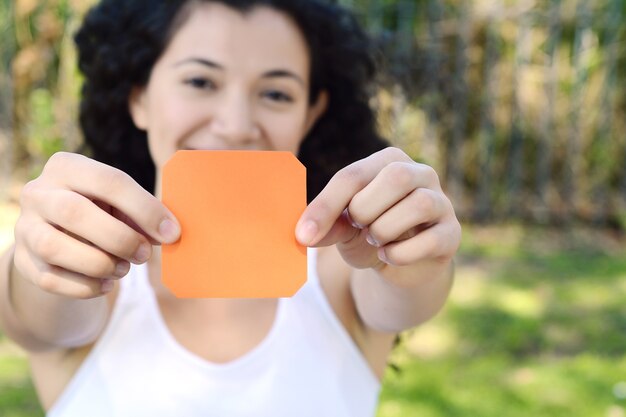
[162,150,307,298]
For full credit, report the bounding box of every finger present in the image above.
[296,147,412,246]
[310,209,362,247]
[378,222,461,266]
[37,188,153,264]
[366,188,446,247]
[111,206,160,246]
[44,152,180,244]
[93,199,159,246]
[13,245,112,299]
[347,161,441,228]
[23,219,131,279]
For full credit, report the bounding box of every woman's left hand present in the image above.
[296,147,461,280]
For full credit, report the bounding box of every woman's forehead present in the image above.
[161,2,310,76]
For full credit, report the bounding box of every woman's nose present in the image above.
[211,92,260,145]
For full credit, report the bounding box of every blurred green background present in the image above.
[1,0,626,416]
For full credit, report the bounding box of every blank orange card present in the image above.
[161,150,307,298]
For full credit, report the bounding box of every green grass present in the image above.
[377,224,626,416]
[1,223,625,416]
[0,340,43,417]
[379,355,626,417]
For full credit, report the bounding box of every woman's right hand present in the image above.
[13,152,180,299]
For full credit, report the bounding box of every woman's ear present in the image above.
[304,90,328,134]
[128,86,148,130]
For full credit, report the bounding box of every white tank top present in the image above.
[47,249,381,417]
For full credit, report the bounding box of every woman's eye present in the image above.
[263,90,293,103]
[184,77,215,90]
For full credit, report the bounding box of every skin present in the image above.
[0,3,461,411]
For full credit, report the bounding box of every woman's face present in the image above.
[129,2,327,177]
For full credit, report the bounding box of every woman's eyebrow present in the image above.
[173,57,223,69]
[262,70,305,87]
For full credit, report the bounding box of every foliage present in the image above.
[11,0,91,177]
[8,0,626,225]
[341,0,626,226]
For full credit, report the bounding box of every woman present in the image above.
[0,0,461,415]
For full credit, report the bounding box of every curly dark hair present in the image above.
[74,0,388,200]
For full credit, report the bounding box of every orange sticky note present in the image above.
[162,150,307,298]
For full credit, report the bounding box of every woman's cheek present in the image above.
[270,116,308,152]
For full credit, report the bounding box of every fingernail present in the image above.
[133,243,151,263]
[159,218,180,243]
[378,248,392,265]
[345,210,363,229]
[366,233,380,247]
[115,261,130,278]
[351,220,363,229]
[296,220,318,245]
[101,279,114,293]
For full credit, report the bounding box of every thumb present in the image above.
[296,209,360,247]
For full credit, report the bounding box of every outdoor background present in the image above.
[1,0,626,416]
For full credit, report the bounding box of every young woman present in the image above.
[0,1,461,415]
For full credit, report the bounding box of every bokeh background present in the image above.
[1,0,626,416]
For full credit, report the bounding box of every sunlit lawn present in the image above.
[378,224,626,417]
[1,202,625,416]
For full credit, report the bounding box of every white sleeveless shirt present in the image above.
[47,249,381,417]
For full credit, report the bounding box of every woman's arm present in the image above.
[0,244,110,352]
[349,259,454,333]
